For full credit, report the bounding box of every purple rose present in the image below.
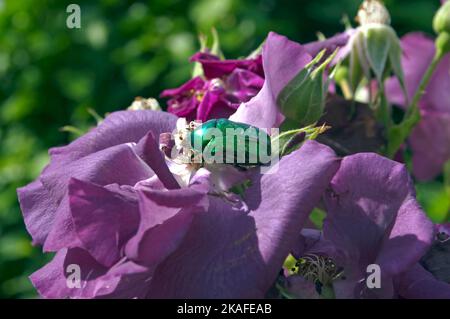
[17,108,339,298]
[18,32,345,298]
[283,153,434,299]
[385,33,450,181]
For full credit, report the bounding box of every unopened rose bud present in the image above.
[348,0,404,87]
[434,1,450,34]
[277,50,336,126]
[434,1,450,55]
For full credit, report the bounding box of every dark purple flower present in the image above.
[163,31,350,126]
[190,51,264,79]
[284,153,434,299]
[161,52,264,122]
[385,33,450,181]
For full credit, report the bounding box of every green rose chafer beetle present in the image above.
[187,118,272,169]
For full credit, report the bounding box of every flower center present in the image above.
[291,254,345,292]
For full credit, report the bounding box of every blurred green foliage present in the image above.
[0,0,444,298]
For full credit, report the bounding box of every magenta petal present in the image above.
[190,52,263,79]
[230,32,312,129]
[196,84,230,122]
[146,141,339,298]
[161,76,205,97]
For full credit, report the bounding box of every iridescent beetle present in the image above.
[187,118,272,169]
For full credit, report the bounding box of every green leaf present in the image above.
[386,105,421,158]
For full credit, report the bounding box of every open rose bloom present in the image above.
[17,0,450,299]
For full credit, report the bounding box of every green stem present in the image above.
[376,81,391,131]
[408,50,444,117]
[271,125,316,145]
[386,50,444,158]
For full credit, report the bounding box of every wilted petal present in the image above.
[437,223,450,237]
[316,95,385,156]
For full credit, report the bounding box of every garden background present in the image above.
[0,0,446,298]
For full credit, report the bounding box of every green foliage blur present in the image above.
[0,0,444,298]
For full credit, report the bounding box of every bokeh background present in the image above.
[0,0,446,298]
